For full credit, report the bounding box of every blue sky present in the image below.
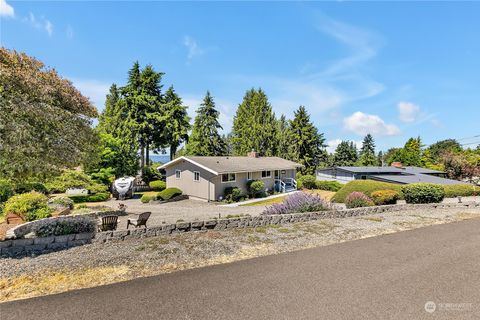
[1,1,480,153]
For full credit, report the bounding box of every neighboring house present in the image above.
[158,151,302,201]
[316,165,467,185]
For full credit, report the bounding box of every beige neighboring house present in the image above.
[158,151,302,201]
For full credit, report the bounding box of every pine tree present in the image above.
[289,106,326,174]
[186,91,227,156]
[333,141,358,166]
[231,88,277,156]
[163,86,191,160]
[377,151,384,166]
[276,114,291,159]
[357,134,377,166]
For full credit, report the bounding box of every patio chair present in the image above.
[98,215,118,232]
[127,212,151,229]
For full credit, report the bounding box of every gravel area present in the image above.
[1,206,480,302]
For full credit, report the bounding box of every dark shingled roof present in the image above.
[331,166,445,174]
[159,156,303,174]
[370,174,468,185]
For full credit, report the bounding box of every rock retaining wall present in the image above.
[93,202,480,243]
[0,232,94,256]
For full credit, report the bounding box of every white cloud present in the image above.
[398,101,420,123]
[343,111,400,136]
[71,79,111,112]
[24,12,53,36]
[0,0,14,17]
[183,35,205,63]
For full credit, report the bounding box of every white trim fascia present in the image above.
[158,156,218,175]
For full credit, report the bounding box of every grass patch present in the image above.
[0,266,132,303]
[362,216,384,222]
[240,195,287,206]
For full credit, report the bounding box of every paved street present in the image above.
[2,219,480,319]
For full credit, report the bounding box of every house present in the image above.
[316,164,467,185]
[158,151,302,201]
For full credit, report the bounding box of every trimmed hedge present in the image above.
[224,187,245,203]
[247,180,265,197]
[370,190,400,205]
[345,192,375,209]
[297,175,316,189]
[149,180,166,191]
[402,183,445,204]
[3,191,51,221]
[333,180,404,203]
[443,184,479,198]
[141,194,156,203]
[315,180,343,192]
[157,188,182,201]
[68,193,110,203]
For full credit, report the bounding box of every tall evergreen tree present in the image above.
[357,134,377,166]
[288,106,326,175]
[333,141,358,166]
[276,114,291,159]
[186,91,227,156]
[163,86,191,160]
[231,88,277,156]
[377,151,384,167]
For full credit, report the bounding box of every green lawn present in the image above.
[240,195,288,207]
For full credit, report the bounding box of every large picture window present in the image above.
[221,173,236,183]
[261,170,271,178]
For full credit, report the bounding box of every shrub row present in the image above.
[149,180,166,191]
[443,184,479,198]
[68,193,111,203]
[370,190,400,205]
[3,192,52,221]
[333,180,404,203]
[345,192,375,209]
[263,192,330,215]
[224,187,246,203]
[140,188,183,203]
[401,183,445,204]
[315,180,343,192]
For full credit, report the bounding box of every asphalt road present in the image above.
[2,219,480,320]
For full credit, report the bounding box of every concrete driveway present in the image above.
[3,219,480,319]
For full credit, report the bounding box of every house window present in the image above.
[193,171,200,182]
[175,170,181,179]
[247,172,253,180]
[221,173,236,183]
[261,170,271,179]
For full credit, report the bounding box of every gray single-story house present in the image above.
[316,165,467,185]
[158,151,303,201]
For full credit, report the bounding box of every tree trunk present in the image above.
[140,143,145,174]
[170,145,176,161]
[145,144,150,167]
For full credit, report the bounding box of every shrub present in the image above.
[68,193,111,203]
[45,170,108,194]
[140,194,156,203]
[263,192,330,215]
[48,196,74,210]
[370,190,400,205]
[315,180,343,192]
[149,180,166,191]
[14,182,47,194]
[3,191,52,221]
[443,184,479,198]
[345,192,375,209]
[0,179,14,203]
[224,187,245,203]
[142,166,162,183]
[31,216,96,237]
[247,180,265,197]
[402,183,445,204]
[297,175,316,189]
[157,188,182,201]
[333,180,404,203]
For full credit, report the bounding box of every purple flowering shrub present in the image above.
[262,192,331,215]
[345,192,375,209]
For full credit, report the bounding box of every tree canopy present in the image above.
[333,141,358,166]
[0,48,97,180]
